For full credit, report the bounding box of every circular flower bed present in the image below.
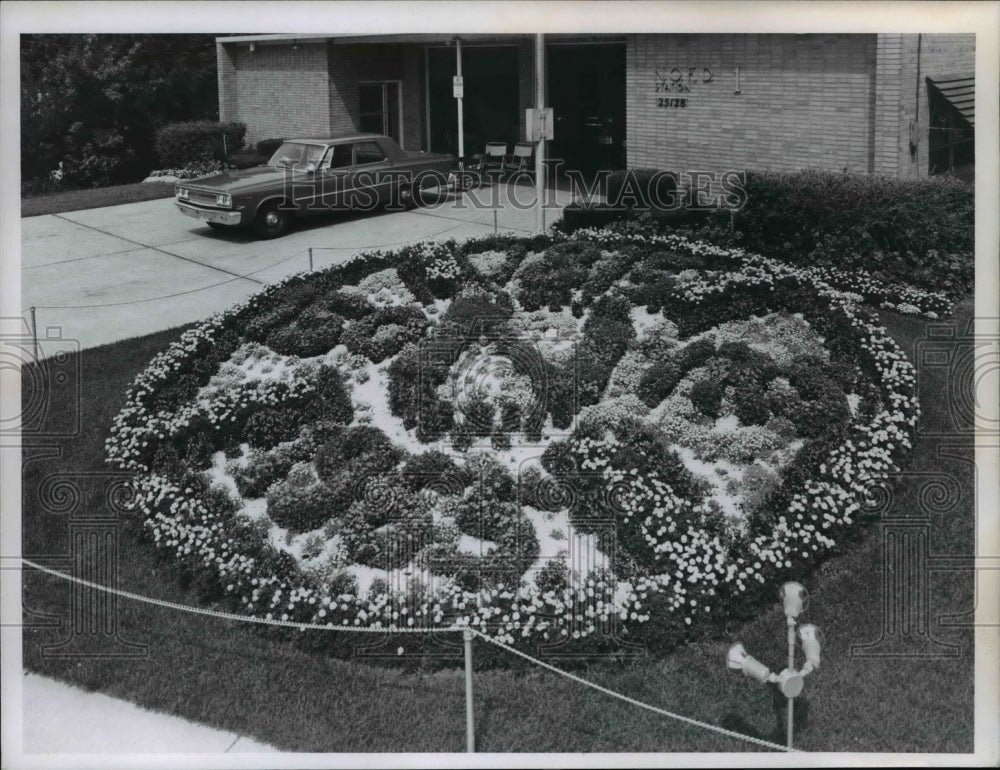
[106,228,948,657]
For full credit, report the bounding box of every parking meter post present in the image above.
[463,629,475,752]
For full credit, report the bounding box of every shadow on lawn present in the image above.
[720,687,812,748]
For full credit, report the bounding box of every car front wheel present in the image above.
[253,203,292,239]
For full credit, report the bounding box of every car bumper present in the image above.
[176,201,244,226]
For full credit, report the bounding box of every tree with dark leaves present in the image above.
[21,34,219,189]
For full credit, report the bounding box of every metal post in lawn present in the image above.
[463,628,475,752]
[29,306,39,363]
[308,247,314,272]
[726,582,821,752]
[786,616,796,749]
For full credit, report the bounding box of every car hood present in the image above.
[180,166,306,194]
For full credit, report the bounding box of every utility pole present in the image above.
[534,33,546,233]
[455,37,465,164]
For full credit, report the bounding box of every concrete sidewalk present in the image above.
[20,672,278,754]
[20,182,573,356]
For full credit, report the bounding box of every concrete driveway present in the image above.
[21,183,573,354]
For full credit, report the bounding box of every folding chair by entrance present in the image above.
[504,142,535,180]
[480,142,509,176]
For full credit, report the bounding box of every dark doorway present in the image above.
[547,43,626,178]
[428,45,520,158]
[359,82,401,144]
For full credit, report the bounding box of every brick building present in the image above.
[216,33,975,182]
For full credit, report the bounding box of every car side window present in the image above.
[326,144,353,170]
[355,141,386,165]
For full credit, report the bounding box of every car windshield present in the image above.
[267,142,326,169]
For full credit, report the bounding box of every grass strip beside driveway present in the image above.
[22,183,177,218]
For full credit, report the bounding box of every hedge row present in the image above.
[731,169,973,262]
[153,121,248,168]
[560,167,973,297]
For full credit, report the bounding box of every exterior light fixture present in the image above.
[727,643,773,684]
[780,581,807,619]
[249,43,256,52]
[799,624,822,671]
[726,582,823,749]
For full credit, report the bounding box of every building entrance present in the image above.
[547,43,626,179]
[428,45,520,158]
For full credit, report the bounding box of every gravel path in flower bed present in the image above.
[105,228,950,659]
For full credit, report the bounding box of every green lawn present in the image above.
[20,300,975,753]
[21,182,176,218]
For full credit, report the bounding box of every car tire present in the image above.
[398,184,419,210]
[253,203,292,239]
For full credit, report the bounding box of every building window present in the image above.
[926,76,974,181]
[359,82,401,145]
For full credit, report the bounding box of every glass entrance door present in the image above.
[547,43,626,178]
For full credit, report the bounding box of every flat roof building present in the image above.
[216,33,974,183]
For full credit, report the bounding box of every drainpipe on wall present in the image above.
[909,33,922,158]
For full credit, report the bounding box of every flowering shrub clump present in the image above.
[466,249,510,279]
[149,164,231,180]
[106,225,934,660]
[350,268,416,308]
[395,240,470,301]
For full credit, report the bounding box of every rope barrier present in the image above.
[19,557,795,753]
[472,631,797,753]
[19,558,459,634]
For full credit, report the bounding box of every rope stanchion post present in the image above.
[29,306,39,362]
[463,628,476,752]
